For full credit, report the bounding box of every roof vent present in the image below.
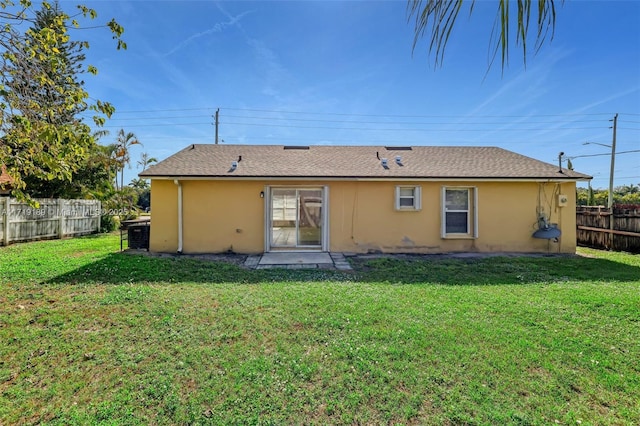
[395,156,403,166]
[283,146,309,150]
[229,161,238,173]
[385,146,412,151]
[381,158,389,169]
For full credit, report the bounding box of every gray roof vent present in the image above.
[395,156,403,166]
[229,161,238,173]
[381,158,389,169]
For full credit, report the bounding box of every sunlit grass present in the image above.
[1,234,638,424]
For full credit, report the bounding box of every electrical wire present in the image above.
[568,150,640,159]
[220,121,607,132]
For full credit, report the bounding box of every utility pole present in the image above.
[608,113,618,249]
[214,108,220,144]
[608,113,617,209]
[583,113,618,249]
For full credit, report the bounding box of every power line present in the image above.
[219,114,604,126]
[569,150,640,160]
[110,107,217,114]
[101,122,211,128]
[95,114,212,121]
[220,107,616,119]
[221,121,608,132]
[102,105,626,119]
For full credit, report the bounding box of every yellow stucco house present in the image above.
[139,145,591,255]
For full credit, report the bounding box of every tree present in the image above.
[114,129,141,191]
[22,142,115,198]
[577,184,640,206]
[615,184,639,196]
[0,0,125,202]
[137,152,157,172]
[5,2,87,124]
[407,0,560,70]
[9,2,113,199]
[130,177,150,211]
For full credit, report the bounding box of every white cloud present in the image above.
[162,10,253,57]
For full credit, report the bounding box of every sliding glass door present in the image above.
[270,188,323,249]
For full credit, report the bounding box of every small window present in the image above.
[441,187,478,238]
[395,186,421,211]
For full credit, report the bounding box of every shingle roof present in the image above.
[139,144,591,180]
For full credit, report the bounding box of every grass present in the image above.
[1,234,639,425]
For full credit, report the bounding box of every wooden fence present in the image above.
[576,205,640,253]
[0,198,100,246]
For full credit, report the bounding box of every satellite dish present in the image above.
[532,225,561,239]
[532,214,561,239]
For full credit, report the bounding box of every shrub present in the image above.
[100,214,120,233]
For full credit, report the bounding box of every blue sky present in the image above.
[73,0,640,188]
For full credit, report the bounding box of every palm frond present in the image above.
[408,0,561,71]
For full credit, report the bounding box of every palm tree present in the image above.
[137,152,157,172]
[615,184,640,196]
[407,0,559,71]
[114,129,141,191]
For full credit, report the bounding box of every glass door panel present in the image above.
[297,190,322,246]
[271,189,297,247]
[270,188,323,249]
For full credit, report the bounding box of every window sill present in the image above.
[442,234,475,240]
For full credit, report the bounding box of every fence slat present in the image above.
[577,225,640,238]
[0,198,100,246]
[577,205,640,253]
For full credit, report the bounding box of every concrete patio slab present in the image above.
[259,252,333,265]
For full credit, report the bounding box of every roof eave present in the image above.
[140,174,591,182]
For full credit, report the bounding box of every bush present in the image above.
[100,214,120,233]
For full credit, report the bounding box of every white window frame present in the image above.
[395,185,421,211]
[441,186,478,239]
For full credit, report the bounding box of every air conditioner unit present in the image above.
[557,194,569,207]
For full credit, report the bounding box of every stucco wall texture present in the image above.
[149,179,577,254]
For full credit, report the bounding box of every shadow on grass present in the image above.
[350,255,640,285]
[46,251,640,286]
[47,253,351,285]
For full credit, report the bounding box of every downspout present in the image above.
[174,179,183,254]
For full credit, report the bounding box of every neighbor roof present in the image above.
[0,165,14,189]
[139,144,591,181]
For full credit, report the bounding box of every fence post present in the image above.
[97,201,101,233]
[3,197,10,245]
[58,199,64,239]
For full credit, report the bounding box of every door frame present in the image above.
[264,185,329,252]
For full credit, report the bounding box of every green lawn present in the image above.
[1,234,639,425]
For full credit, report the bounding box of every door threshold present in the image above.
[268,248,324,253]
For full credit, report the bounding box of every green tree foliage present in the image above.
[407,0,560,70]
[0,0,125,202]
[114,129,141,191]
[22,142,115,198]
[130,177,150,211]
[577,184,640,206]
[137,152,157,171]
